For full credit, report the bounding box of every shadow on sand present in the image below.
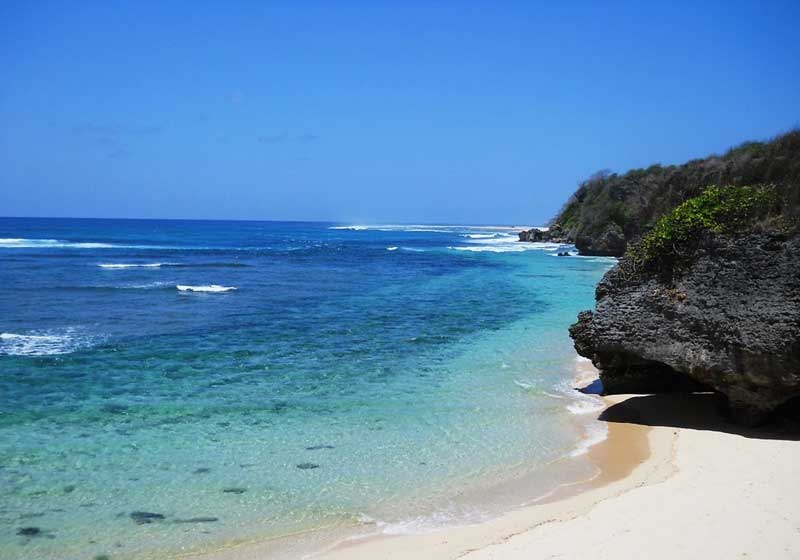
[598,393,800,441]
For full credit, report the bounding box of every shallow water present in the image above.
[0,219,614,559]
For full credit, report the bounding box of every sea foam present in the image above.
[449,242,562,253]
[0,329,96,356]
[98,263,175,269]
[176,284,237,293]
[0,238,116,249]
[569,421,609,457]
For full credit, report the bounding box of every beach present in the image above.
[0,220,618,560]
[305,392,800,560]
[184,359,800,560]
[2,220,797,560]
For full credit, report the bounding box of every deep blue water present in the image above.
[0,218,614,560]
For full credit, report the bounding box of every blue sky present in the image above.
[1,1,798,225]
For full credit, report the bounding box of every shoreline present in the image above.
[315,397,800,560]
[303,394,673,560]
[188,363,670,560]
[183,362,800,560]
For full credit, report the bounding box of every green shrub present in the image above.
[607,202,633,228]
[550,129,800,251]
[622,184,778,276]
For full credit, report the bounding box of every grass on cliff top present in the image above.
[620,184,779,278]
[551,129,800,243]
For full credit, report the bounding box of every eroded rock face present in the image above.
[518,224,569,244]
[569,232,800,424]
[574,223,627,256]
[518,228,546,242]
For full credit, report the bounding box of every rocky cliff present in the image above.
[532,130,800,256]
[569,184,800,425]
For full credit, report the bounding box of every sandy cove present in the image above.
[311,392,800,560]
[195,390,800,560]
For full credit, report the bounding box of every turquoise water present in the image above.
[0,219,614,559]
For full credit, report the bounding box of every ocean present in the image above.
[0,218,615,559]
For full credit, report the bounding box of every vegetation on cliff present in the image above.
[567,130,800,424]
[619,183,799,279]
[551,129,800,256]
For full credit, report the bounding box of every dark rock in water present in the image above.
[222,487,247,494]
[130,511,165,524]
[518,223,570,244]
[575,223,626,256]
[557,251,571,257]
[62,485,76,494]
[94,555,111,560]
[570,232,800,425]
[296,462,320,470]
[17,527,42,537]
[175,517,219,523]
[101,403,129,415]
[305,444,335,450]
[271,401,290,414]
[193,467,211,474]
[518,228,545,242]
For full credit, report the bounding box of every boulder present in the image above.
[575,223,626,256]
[570,232,800,425]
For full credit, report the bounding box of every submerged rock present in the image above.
[222,487,247,494]
[101,403,129,415]
[570,232,800,424]
[296,462,320,470]
[17,527,42,537]
[130,511,165,524]
[305,444,335,450]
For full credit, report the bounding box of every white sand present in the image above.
[196,389,800,560]
[312,393,800,560]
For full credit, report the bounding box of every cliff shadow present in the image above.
[599,393,800,441]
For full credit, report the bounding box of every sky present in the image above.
[1,1,799,225]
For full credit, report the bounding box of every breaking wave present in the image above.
[176,284,237,293]
[0,329,99,356]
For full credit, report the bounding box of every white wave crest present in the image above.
[330,224,536,234]
[0,238,117,249]
[0,329,96,356]
[569,421,608,457]
[386,246,399,251]
[565,388,605,415]
[463,233,500,239]
[369,509,488,536]
[99,263,175,269]
[176,284,237,293]
[449,242,561,253]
